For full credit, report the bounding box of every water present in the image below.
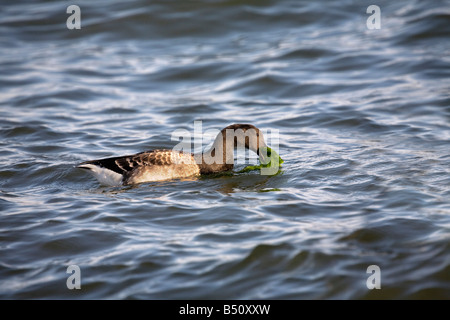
[0,0,449,299]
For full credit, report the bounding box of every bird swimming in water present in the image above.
[76,124,276,186]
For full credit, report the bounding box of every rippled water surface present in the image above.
[1,0,449,299]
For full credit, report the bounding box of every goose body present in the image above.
[77,124,268,186]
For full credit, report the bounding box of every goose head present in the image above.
[221,123,268,161]
[198,123,269,173]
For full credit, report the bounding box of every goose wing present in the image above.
[77,149,182,174]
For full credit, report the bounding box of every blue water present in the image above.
[0,0,449,299]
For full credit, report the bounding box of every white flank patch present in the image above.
[77,164,123,186]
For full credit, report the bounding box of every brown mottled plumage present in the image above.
[76,124,268,186]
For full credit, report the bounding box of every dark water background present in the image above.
[0,0,449,299]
